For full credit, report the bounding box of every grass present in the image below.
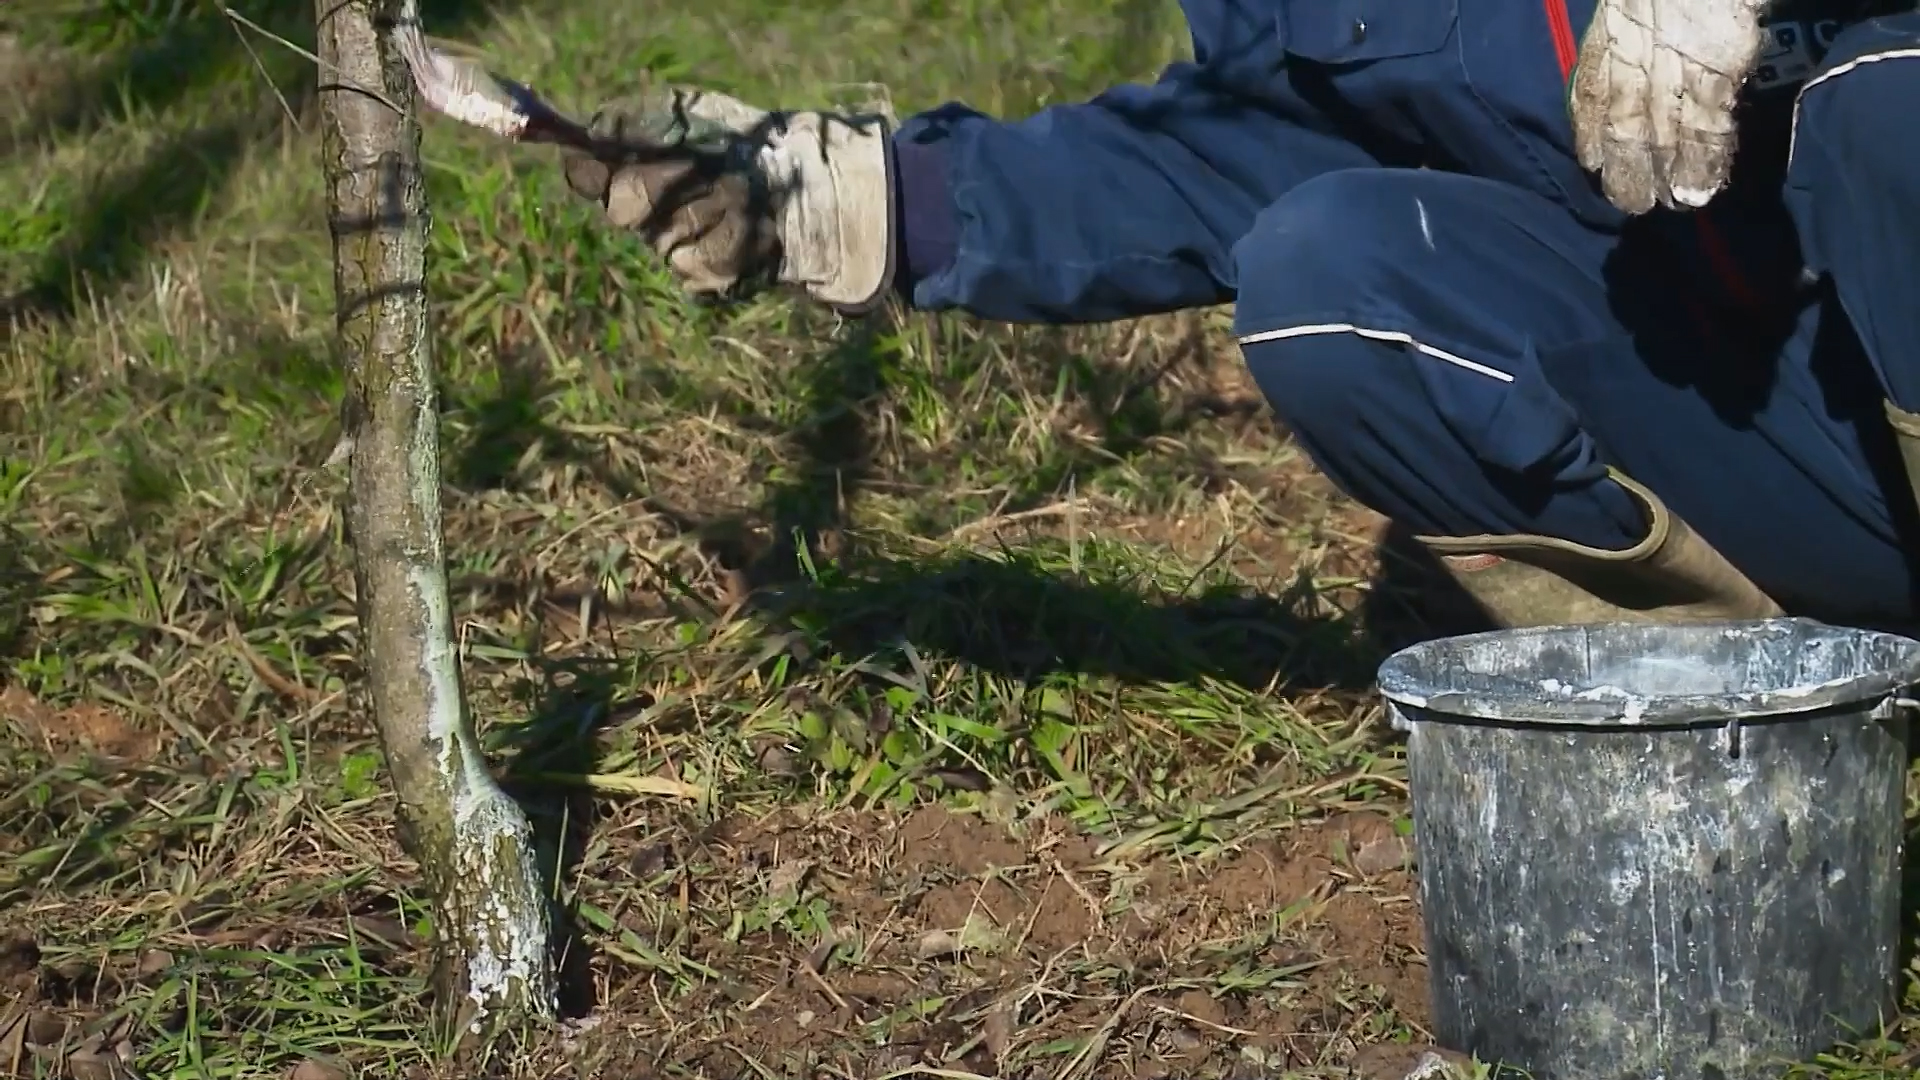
[1,1,1918,1078]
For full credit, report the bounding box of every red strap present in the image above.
[1545,0,1578,80]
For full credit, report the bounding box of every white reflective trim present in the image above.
[1790,47,1920,168]
[1237,322,1517,383]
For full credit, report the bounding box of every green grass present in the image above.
[2,1,1918,1078]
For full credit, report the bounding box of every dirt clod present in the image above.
[0,936,37,982]
[1330,811,1418,876]
[1176,988,1229,1028]
[1,686,159,762]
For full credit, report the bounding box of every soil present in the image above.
[563,803,1434,1079]
[0,684,161,764]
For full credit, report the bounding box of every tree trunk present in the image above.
[315,0,557,1042]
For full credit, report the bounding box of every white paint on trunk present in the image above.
[408,560,554,1031]
[406,389,552,1031]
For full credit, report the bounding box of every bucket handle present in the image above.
[1870,695,1920,722]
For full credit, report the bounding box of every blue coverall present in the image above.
[882,0,1920,626]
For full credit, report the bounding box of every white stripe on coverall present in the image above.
[1236,323,1518,383]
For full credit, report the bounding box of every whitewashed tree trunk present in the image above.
[314,0,557,1041]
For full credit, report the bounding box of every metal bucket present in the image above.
[1377,618,1920,1080]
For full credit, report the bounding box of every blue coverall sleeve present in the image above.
[897,62,1386,325]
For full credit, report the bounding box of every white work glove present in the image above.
[561,88,897,312]
[1569,0,1771,214]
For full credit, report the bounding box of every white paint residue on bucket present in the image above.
[1599,657,1732,697]
[1608,865,1644,905]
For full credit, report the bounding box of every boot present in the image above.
[1871,399,1920,635]
[1885,400,1920,507]
[1415,470,1784,628]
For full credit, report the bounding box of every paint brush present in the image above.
[388,19,602,151]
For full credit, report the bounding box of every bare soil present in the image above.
[554,803,1431,1079]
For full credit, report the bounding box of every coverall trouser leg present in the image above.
[1231,162,1920,628]
[1787,13,1920,579]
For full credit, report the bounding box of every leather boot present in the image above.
[1416,470,1784,628]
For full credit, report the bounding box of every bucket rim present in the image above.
[1375,617,1920,728]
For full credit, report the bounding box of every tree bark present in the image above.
[315,0,557,1041]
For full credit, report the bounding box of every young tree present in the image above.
[314,0,558,1041]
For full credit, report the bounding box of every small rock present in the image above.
[752,738,804,779]
[136,949,173,977]
[1175,989,1227,1028]
[916,914,1005,959]
[983,1002,1015,1061]
[1405,1045,1474,1076]
[64,1047,132,1080]
[628,841,675,879]
[916,929,962,959]
[765,858,814,902]
[1164,1027,1206,1054]
[559,1011,605,1054]
[288,1058,353,1080]
[1353,833,1415,875]
[1349,1042,1474,1080]
[25,1008,66,1044]
[346,916,416,953]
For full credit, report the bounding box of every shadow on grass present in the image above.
[734,521,1492,700]
[447,302,1488,698]
[445,344,557,491]
[490,657,626,1022]
[709,312,1483,695]
[758,548,1389,691]
[0,524,45,661]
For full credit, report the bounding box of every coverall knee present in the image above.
[1785,12,1920,414]
[1231,167,1920,624]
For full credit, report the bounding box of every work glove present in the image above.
[1568,0,1770,214]
[560,86,896,312]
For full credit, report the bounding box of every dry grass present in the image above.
[2,1,1917,1078]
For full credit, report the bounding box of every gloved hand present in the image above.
[1568,0,1770,214]
[561,86,895,312]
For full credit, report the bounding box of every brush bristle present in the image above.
[391,23,531,140]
